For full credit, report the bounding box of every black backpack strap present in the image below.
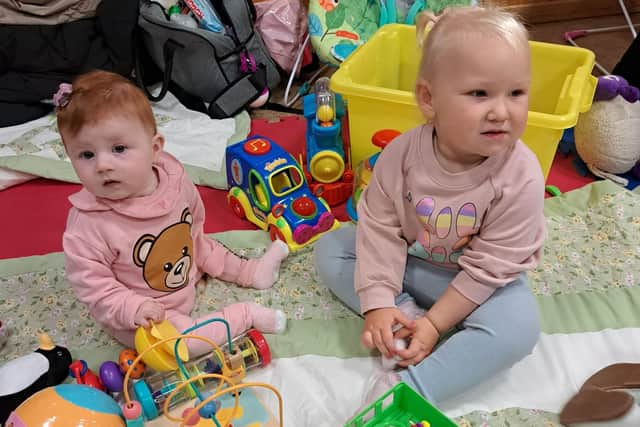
[134,36,183,102]
[207,63,267,119]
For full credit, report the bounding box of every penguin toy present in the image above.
[0,333,72,423]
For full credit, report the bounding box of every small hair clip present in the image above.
[53,83,73,108]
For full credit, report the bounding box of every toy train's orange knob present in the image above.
[292,196,316,217]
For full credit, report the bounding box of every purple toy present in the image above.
[594,75,640,103]
[99,361,124,393]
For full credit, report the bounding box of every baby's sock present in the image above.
[248,302,287,334]
[251,240,289,290]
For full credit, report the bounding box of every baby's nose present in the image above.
[488,99,508,121]
[95,153,114,172]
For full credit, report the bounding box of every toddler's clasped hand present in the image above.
[361,307,415,358]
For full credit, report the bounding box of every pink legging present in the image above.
[112,302,254,357]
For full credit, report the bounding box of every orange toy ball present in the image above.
[118,348,146,379]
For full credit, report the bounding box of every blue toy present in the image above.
[226,135,341,251]
[302,77,353,206]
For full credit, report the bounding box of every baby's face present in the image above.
[426,35,530,171]
[64,116,163,200]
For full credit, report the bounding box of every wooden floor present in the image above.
[252,11,639,119]
[528,12,639,74]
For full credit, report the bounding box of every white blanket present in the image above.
[0,92,250,190]
[245,328,640,426]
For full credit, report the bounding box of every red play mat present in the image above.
[0,116,348,259]
[0,116,592,260]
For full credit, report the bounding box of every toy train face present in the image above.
[226,136,340,251]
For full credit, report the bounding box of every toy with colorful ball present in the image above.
[347,129,401,222]
[130,321,272,421]
[119,318,283,426]
[302,77,354,206]
[6,383,125,427]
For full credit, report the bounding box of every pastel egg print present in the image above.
[453,203,477,249]
[414,198,478,264]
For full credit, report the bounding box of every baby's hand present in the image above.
[394,315,439,367]
[362,307,415,358]
[134,300,165,328]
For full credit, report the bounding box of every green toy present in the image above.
[344,382,457,427]
[308,0,478,65]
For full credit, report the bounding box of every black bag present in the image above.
[135,0,280,119]
[0,0,138,127]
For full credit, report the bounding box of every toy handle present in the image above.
[580,75,599,113]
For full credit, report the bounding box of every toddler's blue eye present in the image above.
[80,151,94,160]
[113,145,126,153]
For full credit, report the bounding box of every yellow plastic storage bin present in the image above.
[331,24,597,180]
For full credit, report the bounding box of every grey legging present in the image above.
[313,225,540,404]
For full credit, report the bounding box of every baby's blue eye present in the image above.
[511,89,526,97]
[113,145,126,153]
[79,151,94,160]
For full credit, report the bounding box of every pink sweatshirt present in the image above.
[355,125,545,313]
[63,152,258,335]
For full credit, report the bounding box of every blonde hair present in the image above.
[416,6,529,81]
[56,70,157,144]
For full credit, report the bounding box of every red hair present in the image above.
[56,70,156,141]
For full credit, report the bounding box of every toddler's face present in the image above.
[421,35,530,171]
[65,116,163,200]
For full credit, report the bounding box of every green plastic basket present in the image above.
[344,382,457,427]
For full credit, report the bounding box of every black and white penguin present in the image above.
[0,333,72,423]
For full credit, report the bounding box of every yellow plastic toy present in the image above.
[134,320,189,372]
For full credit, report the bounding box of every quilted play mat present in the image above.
[1,180,640,426]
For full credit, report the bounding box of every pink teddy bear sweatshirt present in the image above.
[355,125,546,313]
[63,152,259,335]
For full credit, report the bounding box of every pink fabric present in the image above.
[355,125,545,312]
[64,152,260,336]
[254,0,308,72]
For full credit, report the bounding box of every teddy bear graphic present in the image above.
[410,197,479,264]
[132,208,194,292]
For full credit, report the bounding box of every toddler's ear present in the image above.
[415,79,435,123]
[151,133,165,161]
